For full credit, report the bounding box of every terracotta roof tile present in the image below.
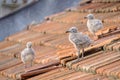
[104,65,120,77]
[5,30,64,46]
[6,30,40,43]
[0,55,13,64]
[38,68,75,80]
[0,75,12,80]
[69,51,105,70]
[20,60,60,79]
[51,12,87,24]
[1,62,60,80]
[28,67,68,80]
[35,54,58,64]
[77,2,120,13]
[61,56,77,66]
[60,71,90,80]
[96,25,118,37]
[104,39,120,51]
[66,51,110,69]
[42,34,73,49]
[0,57,21,71]
[64,51,120,78]
[0,41,16,50]
[31,21,74,34]
[1,63,24,79]
[23,34,60,46]
[82,3,117,11]
[91,53,120,74]
[25,60,60,72]
[6,30,33,40]
[113,43,120,52]
[55,71,89,80]
[0,0,120,79]
[28,67,109,80]
[27,67,62,80]
[31,46,58,64]
[92,0,120,3]
[57,48,75,59]
[44,12,65,21]
[80,3,106,10]
[0,43,25,58]
[22,66,59,80]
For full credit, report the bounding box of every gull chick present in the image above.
[85,14,103,40]
[66,27,93,61]
[21,42,35,68]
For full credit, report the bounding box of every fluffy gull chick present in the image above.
[21,42,35,68]
[66,27,93,61]
[85,14,103,40]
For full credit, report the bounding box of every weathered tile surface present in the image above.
[0,0,120,80]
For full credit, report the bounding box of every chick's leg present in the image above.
[24,63,27,69]
[92,32,98,41]
[69,47,81,67]
[77,49,81,60]
[30,60,33,67]
[81,48,84,59]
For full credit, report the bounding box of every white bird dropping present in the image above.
[21,42,35,68]
[85,14,103,40]
[66,27,93,61]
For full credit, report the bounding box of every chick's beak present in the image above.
[84,16,87,19]
[66,30,70,33]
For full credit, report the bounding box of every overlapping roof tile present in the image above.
[0,0,120,80]
[28,67,109,80]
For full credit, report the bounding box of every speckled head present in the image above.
[26,42,32,48]
[66,27,78,33]
[85,14,94,19]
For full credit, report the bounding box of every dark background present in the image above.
[0,0,81,41]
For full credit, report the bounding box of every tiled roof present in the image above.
[92,0,120,3]
[104,39,120,51]
[28,67,109,80]
[0,0,120,80]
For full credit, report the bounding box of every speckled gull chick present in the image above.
[66,27,93,61]
[21,42,35,68]
[85,14,103,40]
